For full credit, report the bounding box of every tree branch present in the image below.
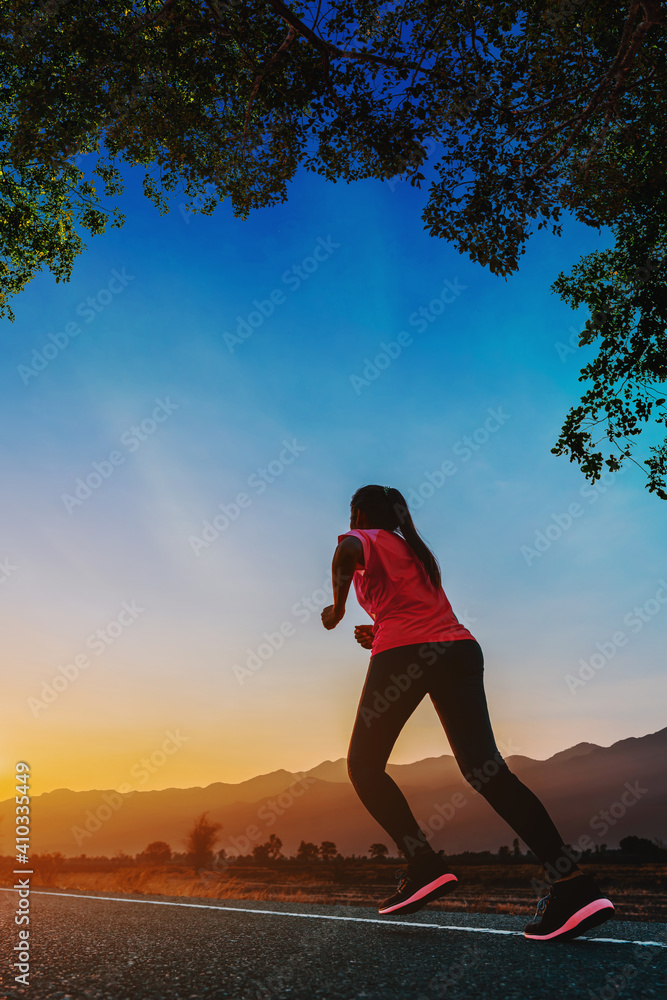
[320,45,359,123]
[581,103,617,182]
[639,0,666,25]
[266,0,331,53]
[523,1,647,180]
[509,84,588,119]
[266,0,454,77]
[464,0,484,76]
[242,26,296,162]
[401,7,452,107]
[53,0,180,163]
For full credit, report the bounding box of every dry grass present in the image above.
[9,863,664,921]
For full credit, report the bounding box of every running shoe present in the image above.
[524,872,615,941]
[378,849,458,915]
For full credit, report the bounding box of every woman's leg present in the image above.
[424,639,581,880]
[347,643,436,860]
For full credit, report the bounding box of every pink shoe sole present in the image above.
[524,898,615,941]
[378,873,458,914]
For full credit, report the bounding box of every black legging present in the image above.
[347,639,579,878]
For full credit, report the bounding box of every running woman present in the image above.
[321,484,615,942]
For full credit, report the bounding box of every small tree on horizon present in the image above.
[512,838,522,857]
[368,843,389,860]
[112,849,133,864]
[319,841,337,862]
[252,834,284,863]
[184,812,222,869]
[296,840,320,862]
[137,841,172,865]
[619,835,667,859]
[33,852,65,886]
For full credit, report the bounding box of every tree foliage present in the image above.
[318,839,337,860]
[183,810,222,868]
[252,833,284,861]
[551,180,667,498]
[619,834,667,858]
[1,0,665,494]
[296,839,320,861]
[137,839,172,864]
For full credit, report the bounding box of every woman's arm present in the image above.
[321,535,364,629]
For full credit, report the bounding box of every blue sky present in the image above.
[2,147,666,797]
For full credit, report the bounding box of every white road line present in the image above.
[1,888,665,948]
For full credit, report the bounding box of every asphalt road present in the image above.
[1,888,666,1000]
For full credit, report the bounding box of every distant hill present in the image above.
[2,728,665,858]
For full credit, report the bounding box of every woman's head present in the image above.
[349,484,442,590]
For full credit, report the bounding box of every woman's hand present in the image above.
[321,605,344,630]
[354,624,375,649]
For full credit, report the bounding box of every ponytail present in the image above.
[350,484,442,590]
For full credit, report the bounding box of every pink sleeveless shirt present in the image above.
[337,527,476,655]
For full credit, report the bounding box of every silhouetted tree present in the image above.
[319,841,337,862]
[619,835,667,860]
[497,845,511,861]
[137,841,172,865]
[252,834,284,862]
[252,841,268,863]
[112,850,133,864]
[184,812,222,869]
[34,852,64,886]
[296,840,320,862]
[368,843,389,860]
[5,4,667,497]
[512,838,522,857]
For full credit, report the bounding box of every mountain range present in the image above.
[2,727,665,858]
